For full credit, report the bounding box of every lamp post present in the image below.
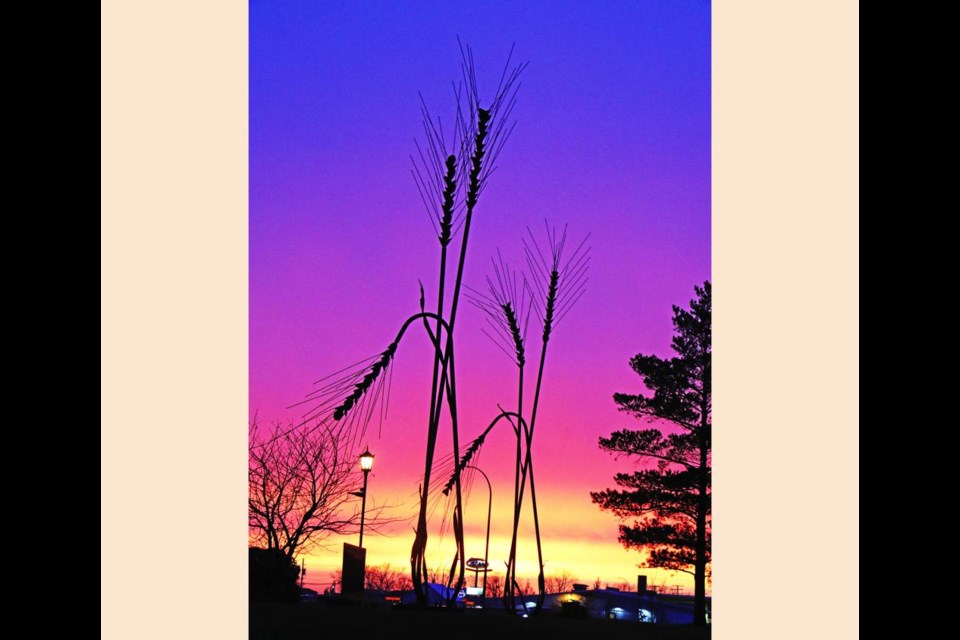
[358,447,375,548]
[466,465,492,606]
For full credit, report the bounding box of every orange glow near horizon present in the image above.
[295,482,700,595]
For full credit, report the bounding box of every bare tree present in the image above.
[520,579,534,596]
[248,419,386,559]
[544,570,578,594]
[425,564,449,585]
[485,573,504,598]
[364,564,413,591]
[613,580,635,592]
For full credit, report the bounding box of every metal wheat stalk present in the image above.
[408,44,526,605]
[466,252,529,612]
[292,47,588,612]
[518,224,590,613]
[462,228,588,614]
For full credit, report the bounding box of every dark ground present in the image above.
[251,603,711,640]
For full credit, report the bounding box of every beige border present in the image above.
[101,1,858,637]
[714,0,859,636]
[102,1,247,638]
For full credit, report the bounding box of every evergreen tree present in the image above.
[591,282,711,624]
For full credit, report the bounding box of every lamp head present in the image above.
[359,447,375,472]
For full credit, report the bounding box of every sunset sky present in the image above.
[250,1,710,593]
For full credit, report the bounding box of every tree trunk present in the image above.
[693,545,706,625]
[693,412,709,625]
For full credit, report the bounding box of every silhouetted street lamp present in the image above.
[358,447,375,548]
[465,465,492,606]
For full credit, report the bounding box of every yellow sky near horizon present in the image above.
[296,487,701,595]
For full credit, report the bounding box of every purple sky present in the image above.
[251,0,710,589]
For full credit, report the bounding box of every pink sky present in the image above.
[251,1,710,592]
